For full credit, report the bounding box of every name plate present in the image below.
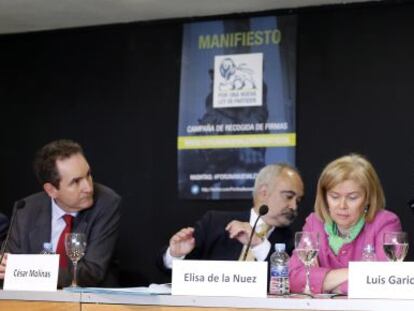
[4,254,59,291]
[172,260,267,297]
[349,262,414,299]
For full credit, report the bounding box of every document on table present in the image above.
[64,283,171,295]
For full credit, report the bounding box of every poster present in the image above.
[178,15,297,199]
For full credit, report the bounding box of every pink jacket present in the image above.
[289,210,402,294]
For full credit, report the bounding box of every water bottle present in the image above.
[361,243,376,261]
[40,242,54,254]
[269,243,290,295]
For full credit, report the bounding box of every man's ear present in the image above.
[257,184,269,202]
[43,182,58,199]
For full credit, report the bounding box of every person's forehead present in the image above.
[56,154,89,179]
[274,171,303,194]
[328,179,364,192]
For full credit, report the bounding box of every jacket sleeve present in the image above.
[156,210,215,275]
[373,211,402,261]
[58,193,121,287]
[186,210,215,260]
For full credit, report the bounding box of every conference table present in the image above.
[1,290,414,311]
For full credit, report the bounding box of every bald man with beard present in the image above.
[159,163,304,272]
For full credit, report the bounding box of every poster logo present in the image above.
[213,53,263,108]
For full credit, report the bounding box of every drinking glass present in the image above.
[383,231,408,262]
[65,233,87,287]
[295,231,319,295]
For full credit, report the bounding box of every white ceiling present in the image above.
[0,0,376,35]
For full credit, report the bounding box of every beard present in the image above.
[278,207,298,226]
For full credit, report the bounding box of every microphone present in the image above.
[242,204,269,261]
[408,198,414,211]
[0,200,26,265]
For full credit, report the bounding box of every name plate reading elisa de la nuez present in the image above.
[172,260,267,297]
[349,262,414,299]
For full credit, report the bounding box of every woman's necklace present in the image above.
[336,225,351,239]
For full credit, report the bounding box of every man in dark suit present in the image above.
[161,163,304,270]
[0,139,121,288]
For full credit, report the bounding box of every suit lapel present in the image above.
[229,210,251,259]
[268,226,294,254]
[268,228,279,245]
[29,195,52,252]
[73,209,89,233]
[72,184,98,233]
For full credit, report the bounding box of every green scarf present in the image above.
[324,217,365,255]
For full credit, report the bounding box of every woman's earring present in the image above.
[364,205,369,213]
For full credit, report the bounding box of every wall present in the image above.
[0,2,413,286]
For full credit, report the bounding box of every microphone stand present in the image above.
[242,205,269,261]
[0,200,25,265]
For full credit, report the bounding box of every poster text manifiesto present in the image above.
[198,29,281,49]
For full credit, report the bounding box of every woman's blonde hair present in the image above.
[314,154,385,223]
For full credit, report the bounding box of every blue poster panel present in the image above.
[178,15,297,199]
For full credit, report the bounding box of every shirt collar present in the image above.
[51,199,78,222]
[249,208,274,234]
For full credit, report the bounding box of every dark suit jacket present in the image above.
[7,183,121,288]
[158,210,293,273]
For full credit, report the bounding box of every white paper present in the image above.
[63,283,171,295]
[349,261,414,299]
[4,254,59,291]
[172,260,267,297]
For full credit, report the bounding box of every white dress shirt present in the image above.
[50,199,77,252]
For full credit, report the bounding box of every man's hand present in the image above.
[169,227,196,257]
[0,253,8,279]
[226,220,263,247]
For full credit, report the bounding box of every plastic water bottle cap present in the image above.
[275,243,286,252]
[364,244,375,252]
[43,242,53,252]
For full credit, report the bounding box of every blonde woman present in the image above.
[289,154,402,294]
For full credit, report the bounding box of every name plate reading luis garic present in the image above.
[349,261,414,299]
